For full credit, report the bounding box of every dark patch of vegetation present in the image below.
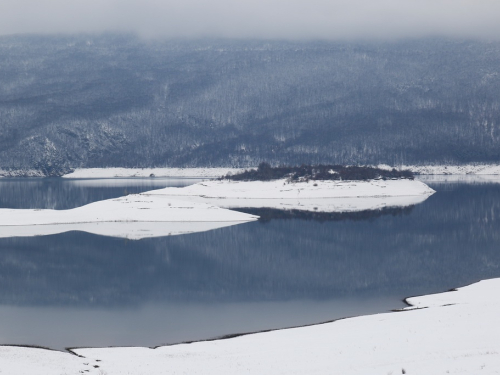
[224,162,413,182]
[233,205,415,223]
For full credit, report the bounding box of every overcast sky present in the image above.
[0,0,499,40]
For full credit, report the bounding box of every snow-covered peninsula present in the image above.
[0,194,257,239]
[143,178,435,212]
[1,278,499,374]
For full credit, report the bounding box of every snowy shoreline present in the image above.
[2,164,500,179]
[62,164,500,179]
[1,277,499,374]
[61,167,245,179]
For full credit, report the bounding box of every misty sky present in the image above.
[0,0,499,40]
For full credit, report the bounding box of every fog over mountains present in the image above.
[1,35,499,175]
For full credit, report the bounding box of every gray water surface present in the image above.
[0,177,499,349]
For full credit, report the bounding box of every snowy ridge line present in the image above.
[1,278,499,374]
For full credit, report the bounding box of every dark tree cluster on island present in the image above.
[224,162,414,182]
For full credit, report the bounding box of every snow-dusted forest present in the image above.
[1,35,500,175]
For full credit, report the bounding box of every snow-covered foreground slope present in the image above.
[0,195,257,239]
[143,179,435,213]
[2,278,500,374]
[62,168,244,179]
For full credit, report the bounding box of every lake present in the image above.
[0,177,499,350]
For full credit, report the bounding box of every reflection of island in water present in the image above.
[233,205,415,223]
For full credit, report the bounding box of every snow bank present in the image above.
[142,178,435,213]
[0,195,257,239]
[3,278,497,374]
[62,168,245,179]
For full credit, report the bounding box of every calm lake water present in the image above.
[0,177,499,350]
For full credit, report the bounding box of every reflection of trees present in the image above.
[233,206,415,223]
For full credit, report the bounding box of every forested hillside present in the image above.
[1,35,499,175]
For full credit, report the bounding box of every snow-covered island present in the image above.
[144,178,435,213]
[1,278,499,374]
[140,164,435,213]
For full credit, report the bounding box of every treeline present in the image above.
[224,162,413,181]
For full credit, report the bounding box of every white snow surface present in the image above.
[0,194,257,239]
[2,278,500,374]
[143,178,435,212]
[62,168,245,179]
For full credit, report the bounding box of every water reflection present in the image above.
[0,178,429,240]
[0,177,203,210]
[0,179,499,349]
[234,205,415,222]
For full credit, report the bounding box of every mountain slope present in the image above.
[1,36,499,175]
